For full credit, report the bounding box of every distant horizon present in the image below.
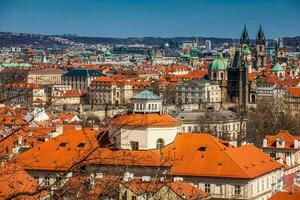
[0,0,299,39]
[1,30,299,41]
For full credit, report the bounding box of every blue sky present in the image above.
[0,0,299,38]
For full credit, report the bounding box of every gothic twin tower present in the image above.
[239,25,286,69]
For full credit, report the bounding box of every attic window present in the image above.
[77,143,86,148]
[59,142,68,147]
[198,146,207,151]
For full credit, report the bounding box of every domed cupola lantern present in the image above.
[209,53,228,81]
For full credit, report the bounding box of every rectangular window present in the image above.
[205,183,210,193]
[234,185,241,195]
[34,176,39,184]
[44,177,50,187]
[130,141,139,150]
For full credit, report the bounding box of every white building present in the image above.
[175,80,221,104]
[108,90,180,150]
[205,40,212,51]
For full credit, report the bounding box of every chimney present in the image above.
[75,125,82,130]
[229,141,237,147]
[294,140,299,149]
[56,125,64,135]
[28,131,33,137]
[241,141,247,146]
[286,156,291,167]
[263,139,268,147]
[18,136,23,145]
[93,125,99,131]
[141,176,151,182]
[173,177,183,182]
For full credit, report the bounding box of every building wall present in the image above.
[27,73,63,85]
[175,82,221,104]
[109,126,178,150]
[183,169,282,200]
[179,121,246,141]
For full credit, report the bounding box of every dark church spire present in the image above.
[256,24,265,45]
[240,25,249,45]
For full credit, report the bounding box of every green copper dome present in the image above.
[190,47,199,59]
[103,49,112,57]
[210,54,228,71]
[131,90,161,100]
[272,63,284,72]
[242,47,251,56]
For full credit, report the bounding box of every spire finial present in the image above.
[240,24,249,45]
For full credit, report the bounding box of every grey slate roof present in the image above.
[63,68,102,77]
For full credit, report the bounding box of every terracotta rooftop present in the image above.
[268,191,300,200]
[0,163,43,200]
[264,130,300,149]
[16,127,100,171]
[111,113,180,127]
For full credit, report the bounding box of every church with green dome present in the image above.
[209,53,228,81]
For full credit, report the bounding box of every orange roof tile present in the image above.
[269,191,300,200]
[286,87,300,97]
[0,163,43,200]
[163,134,282,178]
[111,114,180,127]
[264,130,300,149]
[16,127,100,171]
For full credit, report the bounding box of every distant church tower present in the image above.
[240,25,250,49]
[255,25,266,69]
[276,37,287,63]
[227,26,250,110]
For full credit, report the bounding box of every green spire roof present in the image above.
[242,47,251,56]
[271,63,284,72]
[210,53,228,71]
[131,90,161,100]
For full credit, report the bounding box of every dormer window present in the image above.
[156,139,165,149]
[276,139,285,148]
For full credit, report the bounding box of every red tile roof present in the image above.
[269,191,300,200]
[16,127,100,171]
[264,130,300,149]
[111,114,180,127]
[0,163,43,200]
[165,134,282,178]
[286,87,300,97]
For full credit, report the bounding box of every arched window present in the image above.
[156,138,165,149]
[220,72,224,80]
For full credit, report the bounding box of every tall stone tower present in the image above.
[255,25,266,69]
[227,26,250,110]
[240,25,250,49]
[276,38,287,63]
